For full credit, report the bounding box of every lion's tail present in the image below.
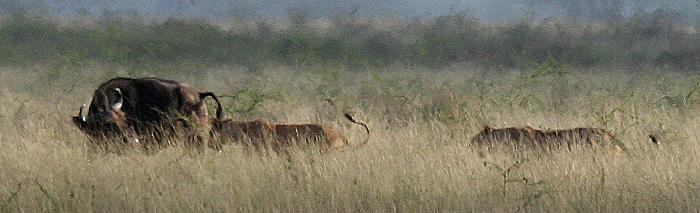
[344,113,370,148]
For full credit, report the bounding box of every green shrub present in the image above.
[1,13,699,70]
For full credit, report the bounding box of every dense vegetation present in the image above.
[1,65,699,211]
[1,9,699,71]
[1,6,700,212]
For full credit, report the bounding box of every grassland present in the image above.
[0,63,698,212]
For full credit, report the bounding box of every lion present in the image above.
[470,126,540,147]
[471,125,624,154]
[210,114,369,153]
[470,126,542,157]
[535,127,622,150]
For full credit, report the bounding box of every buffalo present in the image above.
[210,114,369,153]
[72,77,222,151]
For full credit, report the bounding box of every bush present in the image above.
[1,12,699,70]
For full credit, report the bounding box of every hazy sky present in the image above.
[1,0,698,21]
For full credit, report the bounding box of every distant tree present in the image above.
[0,0,26,16]
[563,0,584,18]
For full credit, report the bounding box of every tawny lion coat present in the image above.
[471,126,623,151]
[210,114,369,153]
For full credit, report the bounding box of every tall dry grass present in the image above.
[0,64,698,212]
